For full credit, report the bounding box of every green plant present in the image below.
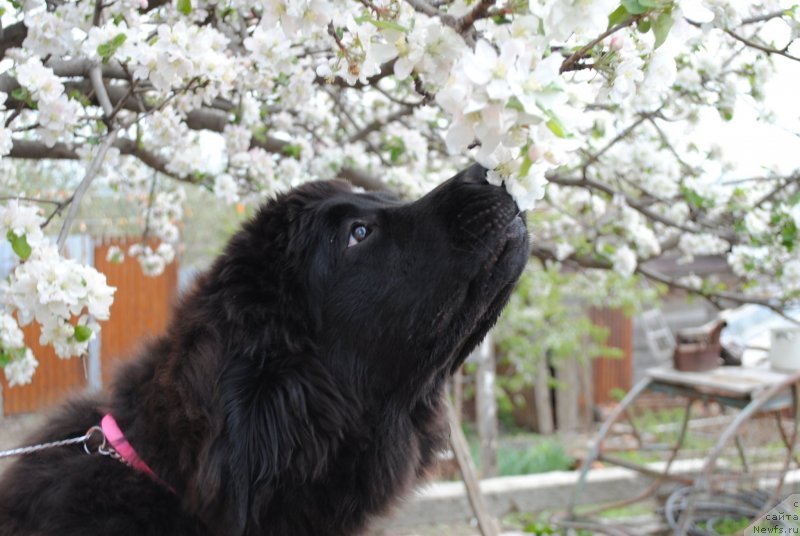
[697,516,751,534]
[493,257,662,415]
[497,440,575,476]
[469,436,575,476]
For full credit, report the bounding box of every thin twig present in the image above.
[741,10,790,25]
[0,195,63,205]
[646,116,697,176]
[725,29,800,62]
[753,173,800,207]
[40,195,73,229]
[107,79,139,122]
[560,15,641,73]
[349,107,415,143]
[140,172,158,243]
[581,112,653,171]
[56,128,119,252]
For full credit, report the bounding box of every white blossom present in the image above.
[0,311,24,349]
[214,174,240,205]
[4,348,38,387]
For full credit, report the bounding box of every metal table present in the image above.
[564,366,800,535]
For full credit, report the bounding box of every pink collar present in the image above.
[101,414,175,493]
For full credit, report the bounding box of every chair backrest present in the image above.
[641,309,676,364]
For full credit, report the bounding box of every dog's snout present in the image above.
[455,164,489,186]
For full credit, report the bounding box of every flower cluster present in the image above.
[14,57,83,147]
[0,201,116,385]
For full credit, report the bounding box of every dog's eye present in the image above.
[348,224,371,247]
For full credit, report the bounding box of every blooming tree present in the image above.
[0,0,799,386]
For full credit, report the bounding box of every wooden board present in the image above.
[647,366,800,397]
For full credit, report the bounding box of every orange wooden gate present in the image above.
[94,239,178,387]
[1,238,178,415]
[590,308,633,405]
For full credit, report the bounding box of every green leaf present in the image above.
[97,33,127,62]
[621,0,649,15]
[636,18,651,33]
[177,0,191,15]
[639,0,661,7]
[652,11,673,49]
[505,96,525,112]
[783,220,798,252]
[369,19,408,32]
[354,15,408,33]
[0,351,10,367]
[10,86,29,103]
[73,325,93,343]
[282,144,302,159]
[608,5,632,28]
[68,89,92,107]
[383,136,405,163]
[519,150,533,177]
[543,109,570,138]
[6,231,31,260]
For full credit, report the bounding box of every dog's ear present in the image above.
[191,354,359,533]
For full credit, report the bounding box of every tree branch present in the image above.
[531,243,794,319]
[546,172,737,242]
[314,59,397,89]
[349,106,414,143]
[635,263,798,321]
[0,22,27,59]
[453,0,495,32]
[89,64,114,118]
[56,128,119,252]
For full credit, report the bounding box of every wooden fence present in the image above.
[0,238,178,415]
[505,308,633,433]
[94,239,178,387]
[590,308,633,405]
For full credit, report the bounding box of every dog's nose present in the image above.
[455,164,489,185]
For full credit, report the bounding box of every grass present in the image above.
[503,512,592,536]
[596,502,654,519]
[468,433,575,476]
[696,516,751,534]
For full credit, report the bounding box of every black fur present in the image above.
[0,164,529,535]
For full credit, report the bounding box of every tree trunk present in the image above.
[533,360,554,435]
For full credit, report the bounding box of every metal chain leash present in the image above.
[0,433,92,459]
[0,425,117,461]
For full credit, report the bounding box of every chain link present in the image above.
[0,433,91,459]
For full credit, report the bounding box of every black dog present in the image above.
[0,164,528,535]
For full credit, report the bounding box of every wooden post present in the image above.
[475,335,498,478]
[555,357,580,432]
[453,365,464,425]
[533,360,554,435]
[577,357,594,430]
[446,399,499,536]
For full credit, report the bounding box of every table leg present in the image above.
[567,377,652,517]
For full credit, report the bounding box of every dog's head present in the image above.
[214,164,529,397]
